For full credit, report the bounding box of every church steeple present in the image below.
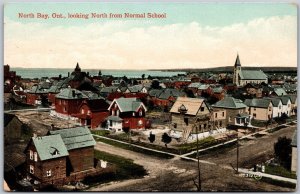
[74,62,81,73]
[234,54,241,67]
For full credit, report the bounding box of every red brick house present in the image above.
[107,97,148,132]
[75,92,109,129]
[54,88,88,117]
[24,127,97,186]
[26,85,48,105]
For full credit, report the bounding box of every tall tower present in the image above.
[233,54,241,86]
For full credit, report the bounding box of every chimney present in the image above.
[72,90,76,97]
[68,72,70,77]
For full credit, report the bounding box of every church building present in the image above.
[233,54,268,87]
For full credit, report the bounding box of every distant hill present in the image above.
[161,66,297,74]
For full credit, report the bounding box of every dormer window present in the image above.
[46,170,52,177]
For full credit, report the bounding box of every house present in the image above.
[211,86,226,100]
[276,96,292,116]
[148,88,186,109]
[48,127,96,173]
[212,96,250,126]
[233,54,268,87]
[74,91,109,129]
[4,113,23,143]
[244,98,273,121]
[170,97,211,140]
[264,97,283,118]
[243,83,263,98]
[291,130,297,173]
[54,88,88,118]
[26,84,48,105]
[47,81,68,106]
[24,127,98,186]
[4,64,21,93]
[106,97,148,132]
[24,134,69,185]
[284,94,297,115]
[270,88,287,97]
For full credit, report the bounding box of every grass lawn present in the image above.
[265,165,297,179]
[267,125,286,133]
[82,150,147,187]
[259,177,296,189]
[175,136,218,153]
[94,136,174,159]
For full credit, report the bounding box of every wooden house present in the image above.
[170,97,211,140]
[244,98,273,121]
[107,97,147,132]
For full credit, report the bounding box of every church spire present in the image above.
[234,53,241,67]
[74,62,81,72]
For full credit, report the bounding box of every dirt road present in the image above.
[199,125,296,168]
[88,140,294,191]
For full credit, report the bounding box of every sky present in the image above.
[4,2,298,70]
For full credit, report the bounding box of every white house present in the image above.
[277,96,292,116]
[265,98,283,118]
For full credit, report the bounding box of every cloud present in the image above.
[4,15,297,69]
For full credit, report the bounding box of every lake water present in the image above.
[11,68,186,79]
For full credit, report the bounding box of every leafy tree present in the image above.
[161,133,172,148]
[151,80,161,89]
[148,132,155,143]
[141,74,145,79]
[274,136,292,169]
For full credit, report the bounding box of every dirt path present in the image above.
[88,141,294,192]
[199,126,296,168]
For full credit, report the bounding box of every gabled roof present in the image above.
[240,70,267,80]
[284,94,297,104]
[128,85,144,93]
[109,97,147,112]
[49,127,96,150]
[56,88,88,100]
[148,89,162,97]
[244,98,272,108]
[100,86,119,93]
[28,85,48,94]
[81,90,105,100]
[170,97,205,116]
[158,89,185,100]
[276,96,291,105]
[188,82,201,88]
[32,134,69,161]
[212,97,247,109]
[264,97,282,107]
[273,88,287,96]
[212,87,224,94]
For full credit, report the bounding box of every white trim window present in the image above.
[46,170,52,177]
[139,110,143,116]
[34,152,38,162]
[30,165,34,174]
[29,150,33,160]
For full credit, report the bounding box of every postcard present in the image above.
[3,2,297,192]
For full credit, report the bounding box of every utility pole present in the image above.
[236,129,239,174]
[196,125,201,191]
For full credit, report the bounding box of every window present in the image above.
[110,120,113,127]
[34,152,38,162]
[200,107,204,112]
[139,110,143,116]
[46,170,51,177]
[29,150,33,160]
[254,108,256,111]
[112,110,115,116]
[58,99,61,105]
[138,120,143,126]
[204,124,207,129]
[64,107,67,112]
[114,103,118,108]
[269,107,272,111]
[215,113,217,118]
[87,110,91,115]
[173,123,177,128]
[222,112,225,117]
[30,165,34,174]
[219,121,222,127]
[279,105,282,109]
[253,113,256,118]
[184,118,189,126]
[117,110,120,116]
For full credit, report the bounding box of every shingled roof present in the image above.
[244,98,272,108]
[49,127,96,150]
[170,97,206,116]
[240,70,267,80]
[32,134,69,161]
[109,97,146,112]
[56,88,88,100]
[212,97,247,109]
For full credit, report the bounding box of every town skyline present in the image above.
[4,3,297,70]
